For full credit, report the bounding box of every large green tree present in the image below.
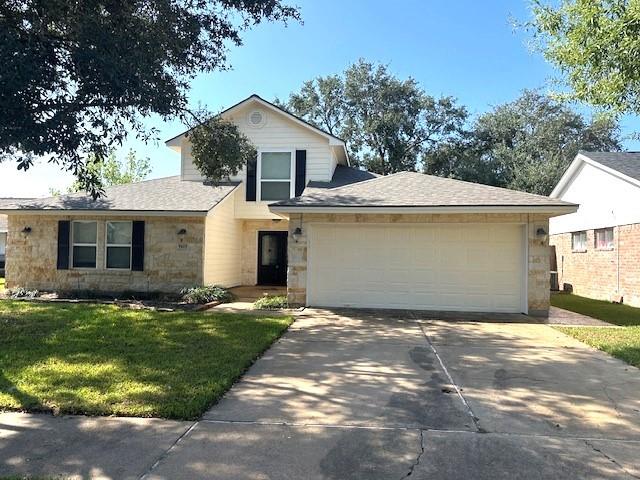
[279,60,467,175]
[424,90,622,195]
[530,0,640,114]
[1,0,299,197]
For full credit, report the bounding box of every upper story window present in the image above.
[258,151,295,201]
[72,221,97,268]
[106,221,132,269]
[595,227,614,250]
[571,231,587,252]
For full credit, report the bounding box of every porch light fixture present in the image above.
[536,227,547,237]
[21,226,32,235]
[292,227,302,243]
[177,228,187,236]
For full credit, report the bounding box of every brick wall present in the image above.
[287,212,551,315]
[6,214,205,294]
[550,223,640,307]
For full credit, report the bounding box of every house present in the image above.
[0,94,576,315]
[549,151,640,307]
[0,198,32,277]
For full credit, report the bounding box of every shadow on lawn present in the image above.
[0,301,289,419]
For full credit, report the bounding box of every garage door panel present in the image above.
[308,224,525,313]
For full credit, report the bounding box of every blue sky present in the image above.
[3,0,639,196]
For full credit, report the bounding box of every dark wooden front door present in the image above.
[257,231,288,286]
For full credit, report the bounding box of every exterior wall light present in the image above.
[21,226,32,234]
[177,228,187,236]
[536,227,547,237]
[291,227,303,243]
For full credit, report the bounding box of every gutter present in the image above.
[269,205,579,215]
[0,209,209,217]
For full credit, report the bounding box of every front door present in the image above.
[257,231,288,286]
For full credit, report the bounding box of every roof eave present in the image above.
[0,209,209,217]
[269,205,579,215]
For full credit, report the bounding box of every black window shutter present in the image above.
[295,150,307,197]
[131,221,145,271]
[246,157,257,201]
[56,220,70,270]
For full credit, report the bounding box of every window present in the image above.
[72,221,97,268]
[595,228,614,250]
[106,221,132,269]
[258,151,294,201]
[571,231,587,252]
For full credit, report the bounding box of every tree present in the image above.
[424,90,622,195]
[529,0,640,114]
[279,60,467,175]
[1,0,300,197]
[53,149,151,194]
[189,114,256,182]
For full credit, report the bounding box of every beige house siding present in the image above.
[241,219,289,285]
[181,103,335,183]
[287,213,552,315]
[6,214,204,293]
[203,192,243,287]
[550,223,640,307]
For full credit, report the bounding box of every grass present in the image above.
[551,292,640,326]
[551,293,640,368]
[0,300,292,419]
[0,277,5,290]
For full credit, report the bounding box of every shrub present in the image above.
[254,295,288,310]
[180,285,235,304]
[9,288,39,299]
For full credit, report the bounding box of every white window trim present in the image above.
[571,231,587,253]
[256,149,296,203]
[105,221,133,270]
[595,227,615,251]
[71,220,98,269]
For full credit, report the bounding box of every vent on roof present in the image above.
[248,110,266,128]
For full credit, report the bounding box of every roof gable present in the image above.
[551,151,640,198]
[166,94,346,148]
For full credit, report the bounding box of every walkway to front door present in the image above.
[257,231,287,286]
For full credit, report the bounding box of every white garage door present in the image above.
[307,224,526,313]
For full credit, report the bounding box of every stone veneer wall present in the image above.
[287,213,552,315]
[6,214,204,293]
[550,223,640,307]
[241,219,289,285]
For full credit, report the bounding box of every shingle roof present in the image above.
[306,165,379,190]
[272,171,575,209]
[0,177,238,213]
[0,199,33,231]
[580,151,640,182]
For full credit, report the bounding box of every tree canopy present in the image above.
[52,149,151,195]
[529,0,640,115]
[1,0,299,197]
[424,90,622,195]
[278,60,467,175]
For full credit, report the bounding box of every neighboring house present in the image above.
[0,94,576,315]
[0,198,33,277]
[549,151,640,307]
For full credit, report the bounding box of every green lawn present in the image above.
[551,293,640,326]
[0,277,5,290]
[552,293,640,368]
[0,300,292,419]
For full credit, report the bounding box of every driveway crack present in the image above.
[412,313,481,432]
[584,440,640,479]
[399,429,425,479]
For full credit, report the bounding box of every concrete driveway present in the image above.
[2,309,640,479]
